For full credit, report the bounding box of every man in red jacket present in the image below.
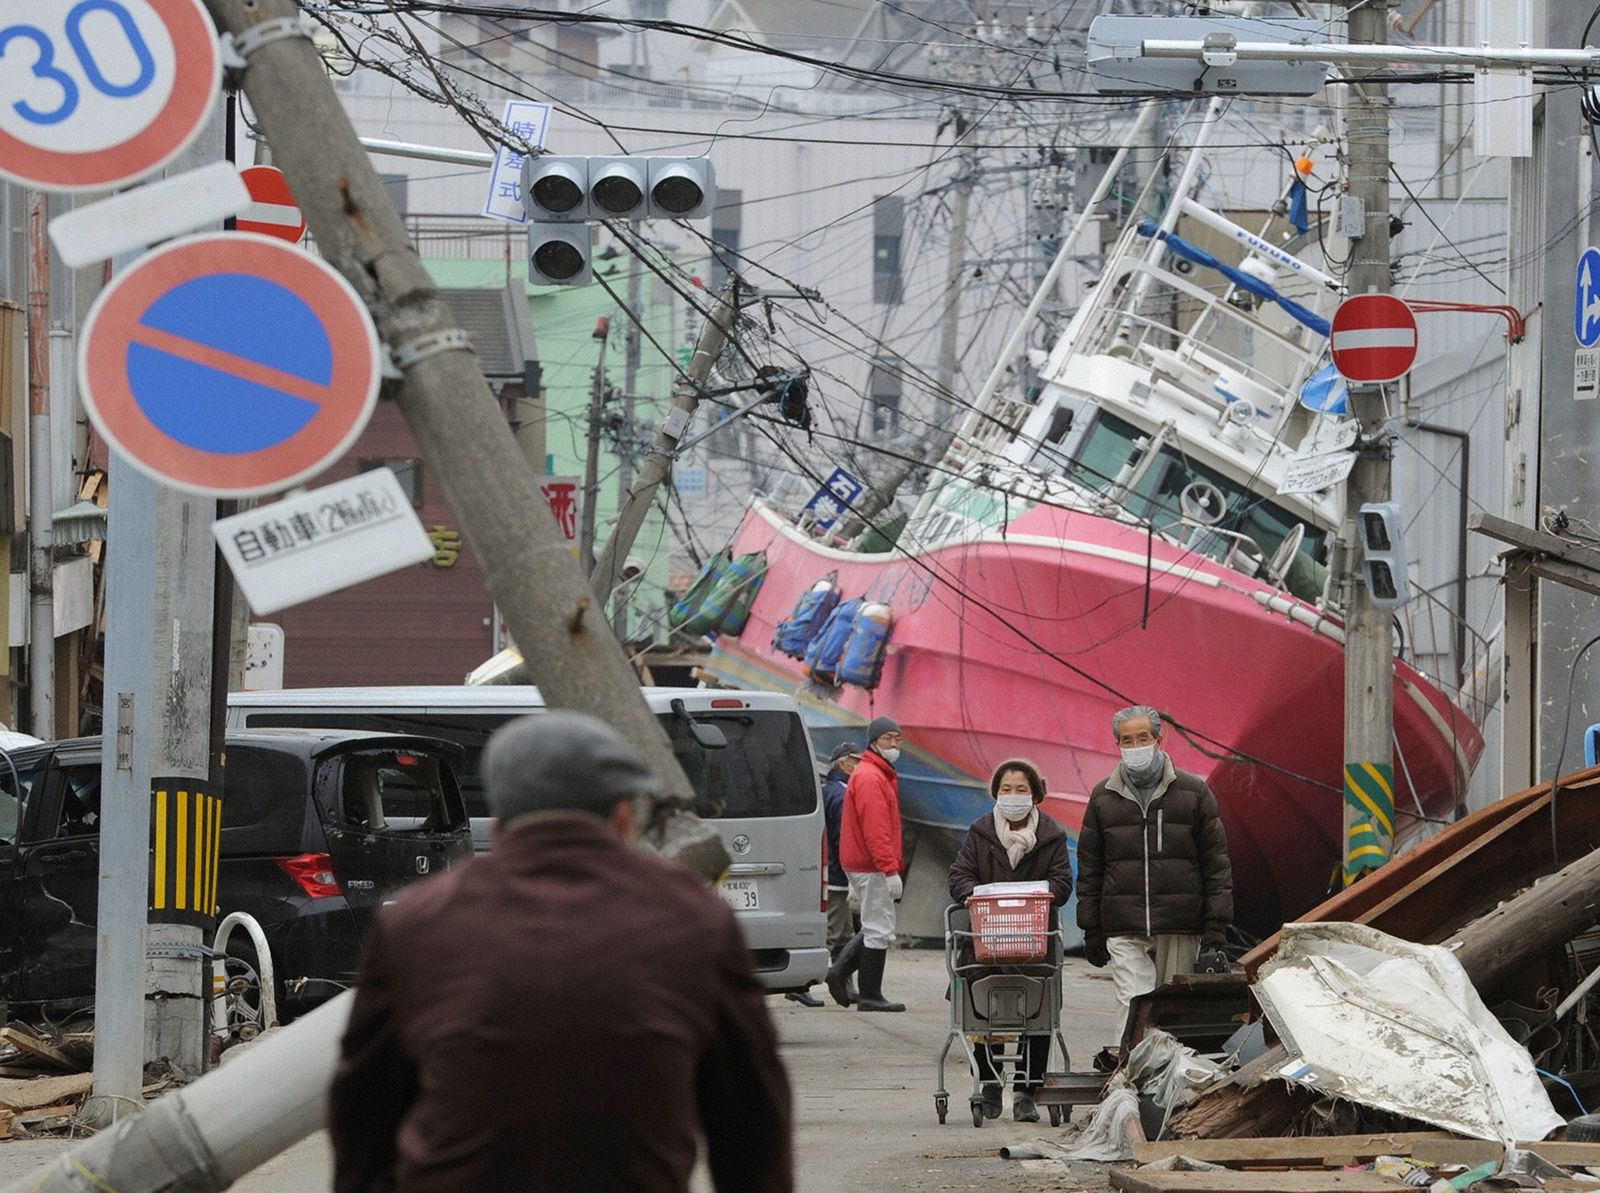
[826,715,906,1012]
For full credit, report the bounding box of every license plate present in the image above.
[718,878,760,910]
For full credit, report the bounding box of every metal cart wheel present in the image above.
[1048,1104,1062,1127]
[935,1095,948,1124]
[970,1099,986,1128]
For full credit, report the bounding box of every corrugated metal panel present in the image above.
[439,288,518,380]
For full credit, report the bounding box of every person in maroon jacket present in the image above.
[826,715,906,1012]
[329,711,793,1193]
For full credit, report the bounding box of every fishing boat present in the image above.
[698,102,1487,938]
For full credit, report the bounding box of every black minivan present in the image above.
[0,729,472,1016]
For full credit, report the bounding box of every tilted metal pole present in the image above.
[24,193,52,739]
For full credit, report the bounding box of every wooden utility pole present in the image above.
[200,0,726,883]
[579,320,608,574]
[590,281,737,603]
[1339,2,1398,885]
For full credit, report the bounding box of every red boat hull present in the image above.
[707,501,1484,934]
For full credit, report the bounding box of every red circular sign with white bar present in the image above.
[236,166,307,244]
[1330,294,1418,384]
[0,0,220,192]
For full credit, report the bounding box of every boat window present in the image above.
[1064,411,1144,492]
[1064,412,1327,574]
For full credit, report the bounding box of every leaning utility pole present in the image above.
[1339,2,1397,883]
[579,319,609,574]
[201,0,724,878]
[590,281,737,603]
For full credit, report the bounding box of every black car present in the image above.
[0,729,472,1018]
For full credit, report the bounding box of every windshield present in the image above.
[247,708,818,821]
[1067,410,1328,578]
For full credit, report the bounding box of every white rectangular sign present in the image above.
[483,101,553,224]
[48,162,250,268]
[1578,348,1599,402]
[1278,450,1357,497]
[214,469,435,615]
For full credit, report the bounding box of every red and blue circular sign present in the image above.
[79,232,381,497]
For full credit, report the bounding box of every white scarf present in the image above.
[993,806,1038,869]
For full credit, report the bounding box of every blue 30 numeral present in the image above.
[0,0,157,127]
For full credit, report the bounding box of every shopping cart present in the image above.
[934,901,1108,1127]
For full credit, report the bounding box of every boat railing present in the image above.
[1074,258,1328,415]
[1396,582,1500,725]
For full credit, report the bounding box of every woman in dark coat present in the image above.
[948,758,1073,1123]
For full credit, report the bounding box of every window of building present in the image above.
[360,458,424,507]
[873,195,904,305]
[710,189,742,292]
[869,357,901,434]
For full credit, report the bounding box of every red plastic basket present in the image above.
[967,892,1053,964]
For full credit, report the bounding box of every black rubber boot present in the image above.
[785,989,825,1007]
[826,933,863,1007]
[1013,1091,1039,1123]
[855,947,905,1012]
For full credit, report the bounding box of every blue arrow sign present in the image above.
[1578,247,1600,347]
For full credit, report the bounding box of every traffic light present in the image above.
[527,223,592,286]
[519,155,716,286]
[1356,502,1411,608]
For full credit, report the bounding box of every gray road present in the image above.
[0,950,1121,1192]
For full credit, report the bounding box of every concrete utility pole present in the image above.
[579,319,609,574]
[590,281,738,603]
[1339,3,1397,884]
[201,0,725,878]
[936,116,973,425]
[24,193,52,739]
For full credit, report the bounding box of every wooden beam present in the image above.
[1469,512,1600,573]
[1110,1171,1406,1193]
[1411,1138,1600,1168]
[1132,1132,1455,1167]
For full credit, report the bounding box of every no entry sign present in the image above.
[79,233,380,497]
[0,0,220,192]
[236,166,307,243]
[1330,294,1418,384]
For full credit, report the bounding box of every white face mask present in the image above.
[995,794,1034,820]
[1121,744,1158,772]
[879,747,901,766]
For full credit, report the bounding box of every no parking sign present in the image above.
[79,232,381,497]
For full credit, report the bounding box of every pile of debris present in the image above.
[0,1024,92,1139]
[1080,764,1600,1193]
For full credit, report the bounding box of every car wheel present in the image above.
[1569,1113,1600,1142]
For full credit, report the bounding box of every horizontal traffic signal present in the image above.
[521,155,716,223]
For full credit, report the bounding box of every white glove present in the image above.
[886,873,904,901]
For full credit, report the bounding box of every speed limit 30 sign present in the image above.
[0,0,220,192]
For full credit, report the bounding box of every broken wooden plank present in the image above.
[1111,1171,1408,1193]
[0,1073,94,1111]
[1410,1138,1600,1168]
[15,1104,79,1125]
[1133,1132,1457,1167]
[0,1028,79,1073]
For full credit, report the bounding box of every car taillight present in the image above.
[820,831,828,913]
[275,853,341,899]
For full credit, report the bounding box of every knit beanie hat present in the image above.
[866,715,901,745]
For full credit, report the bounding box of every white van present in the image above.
[227,686,829,994]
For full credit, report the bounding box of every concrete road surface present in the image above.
[0,949,1123,1192]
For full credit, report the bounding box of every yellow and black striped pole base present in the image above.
[149,780,222,927]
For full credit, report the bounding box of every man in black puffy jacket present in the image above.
[1075,704,1233,1049]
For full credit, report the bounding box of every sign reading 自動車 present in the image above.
[0,0,220,192]
[214,469,435,614]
